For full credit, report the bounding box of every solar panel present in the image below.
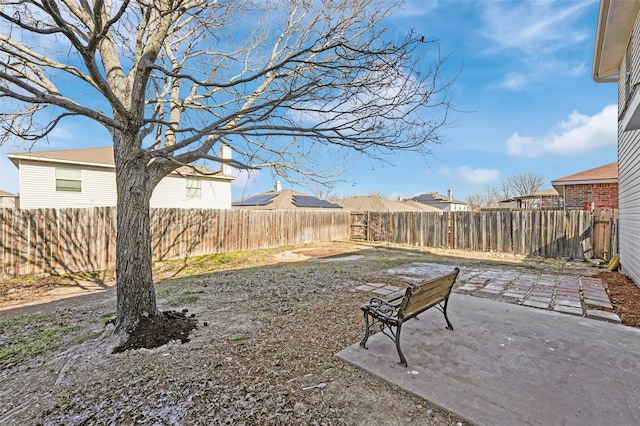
[232,194,277,206]
[292,195,342,208]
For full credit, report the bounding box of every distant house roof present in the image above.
[233,189,342,210]
[9,146,114,168]
[0,190,17,197]
[514,188,561,200]
[336,195,440,212]
[410,192,466,205]
[552,162,618,185]
[8,146,232,180]
[399,199,442,212]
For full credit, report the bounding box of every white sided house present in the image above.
[593,0,640,286]
[408,189,468,212]
[8,146,235,210]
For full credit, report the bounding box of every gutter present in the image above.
[592,0,640,83]
[593,0,617,82]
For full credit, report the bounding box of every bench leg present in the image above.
[395,322,408,367]
[443,297,454,331]
[360,310,372,349]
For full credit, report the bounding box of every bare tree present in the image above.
[466,172,548,210]
[0,0,453,343]
[502,172,547,198]
[308,183,339,201]
[465,185,502,211]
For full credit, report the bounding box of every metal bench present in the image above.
[359,267,460,367]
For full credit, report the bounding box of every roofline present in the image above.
[593,0,616,82]
[418,200,467,205]
[551,178,618,186]
[592,0,640,83]
[515,194,561,200]
[8,154,235,181]
[8,153,113,170]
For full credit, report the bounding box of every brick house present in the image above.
[551,162,618,210]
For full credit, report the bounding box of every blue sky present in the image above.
[0,0,617,202]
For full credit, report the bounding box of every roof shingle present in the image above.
[8,146,225,178]
[552,162,618,183]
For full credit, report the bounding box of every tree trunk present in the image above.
[113,144,159,340]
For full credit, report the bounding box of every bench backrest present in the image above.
[397,267,460,320]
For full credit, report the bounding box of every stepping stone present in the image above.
[586,309,621,323]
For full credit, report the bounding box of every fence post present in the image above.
[449,212,454,249]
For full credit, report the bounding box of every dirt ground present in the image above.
[595,270,640,327]
[1,241,638,425]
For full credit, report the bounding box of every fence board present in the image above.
[0,207,351,279]
[350,209,615,260]
[0,207,617,279]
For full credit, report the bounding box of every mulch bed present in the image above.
[596,271,640,328]
[113,310,199,353]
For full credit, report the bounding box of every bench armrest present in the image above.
[363,296,401,320]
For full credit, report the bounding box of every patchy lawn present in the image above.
[0,241,634,425]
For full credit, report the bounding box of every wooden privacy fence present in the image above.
[0,207,350,279]
[0,207,618,279]
[351,209,618,260]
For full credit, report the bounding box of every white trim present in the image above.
[551,179,618,186]
[8,154,113,169]
[9,155,235,182]
[593,0,640,82]
[622,84,640,131]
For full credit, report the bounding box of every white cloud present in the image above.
[507,105,617,157]
[289,66,429,135]
[231,169,261,190]
[432,165,499,185]
[506,133,536,156]
[496,60,589,90]
[394,0,439,17]
[567,62,588,77]
[436,167,451,177]
[478,0,596,90]
[456,166,500,184]
[49,126,76,141]
[479,1,594,54]
[500,73,528,91]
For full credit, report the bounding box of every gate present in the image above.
[350,211,369,240]
[591,209,618,260]
[349,211,393,241]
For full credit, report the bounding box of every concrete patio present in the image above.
[338,263,639,426]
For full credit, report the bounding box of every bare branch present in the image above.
[0,0,454,181]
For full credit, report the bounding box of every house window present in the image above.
[55,166,81,192]
[186,178,201,198]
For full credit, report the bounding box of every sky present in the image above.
[0,0,618,203]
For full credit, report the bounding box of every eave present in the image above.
[592,0,640,83]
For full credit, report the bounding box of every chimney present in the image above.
[275,181,282,192]
[447,188,452,201]
[220,143,232,175]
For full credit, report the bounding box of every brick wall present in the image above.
[563,183,618,210]
[541,196,563,209]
